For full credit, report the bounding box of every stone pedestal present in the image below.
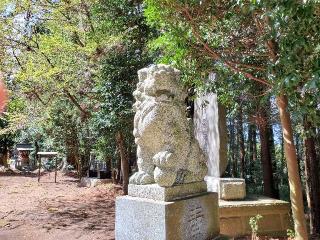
[115,192,219,240]
[116,182,220,240]
[219,195,292,237]
[128,182,207,201]
[205,177,246,200]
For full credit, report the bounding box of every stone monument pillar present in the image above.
[115,65,219,240]
[194,74,246,200]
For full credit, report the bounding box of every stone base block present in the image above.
[205,177,246,200]
[79,177,112,187]
[115,193,220,240]
[219,194,292,237]
[128,181,207,201]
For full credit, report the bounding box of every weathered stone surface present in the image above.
[206,177,246,200]
[220,178,246,200]
[115,193,220,240]
[79,177,112,187]
[219,194,292,237]
[128,181,207,201]
[129,64,207,187]
[194,90,228,178]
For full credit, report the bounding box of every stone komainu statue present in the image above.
[129,65,207,187]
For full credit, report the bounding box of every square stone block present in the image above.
[220,179,246,200]
[128,181,207,201]
[205,177,246,200]
[115,193,220,240]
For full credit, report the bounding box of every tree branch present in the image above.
[12,49,24,70]
[32,91,46,105]
[81,0,95,33]
[180,5,273,87]
[63,89,89,117]
[254,13,278,62]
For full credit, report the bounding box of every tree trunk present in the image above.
[0,147,8,167]
[116,153,122,183]
[5,148,8,167]
[76,153,81,180]
[303,119,320,238]
[316,128,320,155]
[34,141,39,167]
[251,124,258,183]
[258,116,278,198]
[229,117,237,177]
[237,106,245,178]
[295,133,303,181]
[279,130,288,187]
[247,124,253,178]
[65,126,78,166]
[276,94,308,240]
[247,124,257,179]
[252,126,257,163]
[116,131,129,195]
[106,157,112,178]
[268,124,280,199]
[82,126,91,175]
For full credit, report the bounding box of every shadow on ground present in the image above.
[0,170,48,178]
[43,194,115,234]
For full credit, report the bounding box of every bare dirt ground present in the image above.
[0,170,289,240]
[0,171,121,240]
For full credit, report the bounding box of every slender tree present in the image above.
[257,111,277,198]
[116,131,129,195]
[303,119,320,237]
[237,105,245,178]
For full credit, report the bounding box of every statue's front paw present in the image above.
[154,167,176,187]
[129,172,154,185]
[153,151,175,168]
